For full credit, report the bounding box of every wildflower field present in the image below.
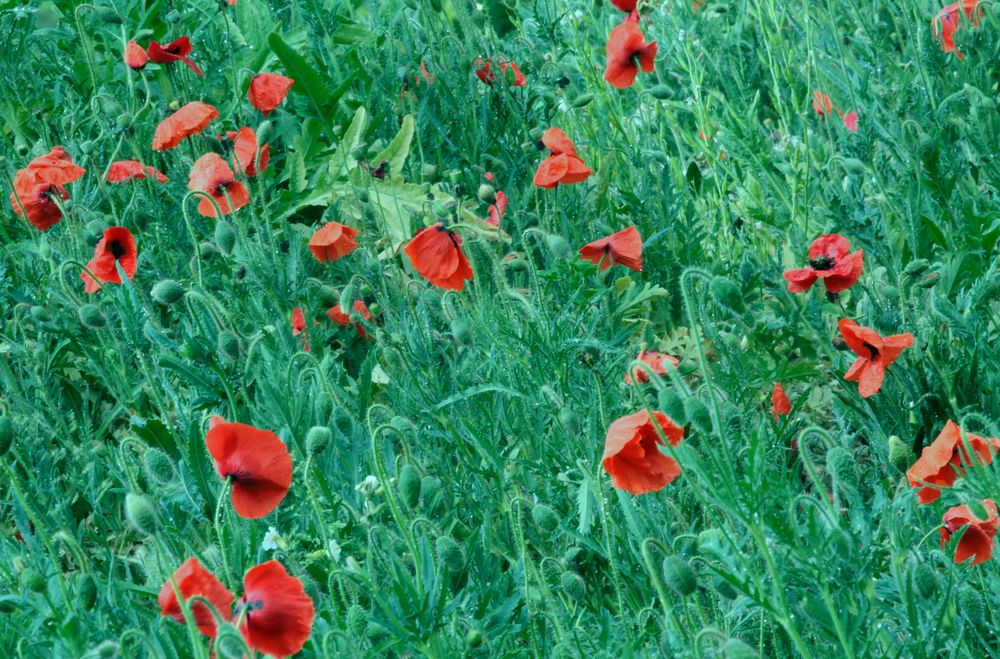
[2,0,1000,656]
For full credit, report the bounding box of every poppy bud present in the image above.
[80,140,96,155]
[882,285,899,301]
[887,435,912,473]
[661,556,697,596]
[826,447,856,485]
[339,285,356,315]
[647,84,673,100]
[96,7,122,23]
[124,493,159,535]
[116,114,131,131]
[134,28,154,41]
[958,586,984,626]
[255,119,273,145]
[465,629,485,648]
[571,93,595,108]
[30,306,52,323]
[0,414,13,455]
[21,568,46,593]
[214,221,236,256]
[451,318,474,346]
[477,184,496,204]
[655,390,687,425]
[544,234,572,259]
[435,536,465,572]
[217,331,241,361]
[558,407,580,434]
[531,504,560,534]
[76,573,98,609]
[913,562,938,599]
[317,285,339,307]
[165,9,181,22]
[903,259,931,279]
[684,398,712,433]
[151,279,185,305]
[709,276,745,314]
[199,241,219,258]
[305,426,332,455]
[142,448,176,485]
[724,638,760,659]
[78,303,107,329]
[345,603,367,638]
[398,463,421,508]
[697,528,727,559]
[421,475,442,509]
[559,571,586,601]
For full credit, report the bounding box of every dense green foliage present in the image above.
[2,0,1000,656]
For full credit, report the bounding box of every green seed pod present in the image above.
[398,464,421,508]
[903,259,931,279]
[115,114,131,131]
[477,184,496,204]
[134,28,155,42]
[647,84,672,100]
[826,446,856,485]
[21,568,46,593]
[958,585,984,626]
[571,93,595,108]
[125,493,159,535]
[91,640,121,659]
[421,475,442,507]
[306,426,332,455]
[916,273,940,289]
[214,221,236,256]
[709,275,745,314]
[657,390,687,426]
[724,638,760,659]
[545,234,572,259]
[345,603,367,638]
[199,241,219,258]
[339,284,356,314]
[151,279,185,305]
[165,9,181,23]
[80,140,96,155]
[143,448,176,486]
[465,628,485,648]
[30,306,52,323]
[78,304,107,329]
[451,317,474,346]
[558,407,580,434]
[217,331,241,362]
[887,435,912,473]
[913,562,938,599]
[661,556,697,596]
[684,398,712,433]
[76,573,98,610]
[560,571,586,601]
[0,415,13,455]
[435,536,465,572]
[318,285,339,307]
[531,504,560,534]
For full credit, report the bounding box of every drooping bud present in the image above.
[143,448,176,485]
[124,493,159,535]
[661,556,697,596]
[151,279,185,305]
[306,426,332,455]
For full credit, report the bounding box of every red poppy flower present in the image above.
[248,73,295,115]
[308,222,359,263]
[474,57,527,87]
[27,146,86,185]
[487,191,508,227]
[784,234,864,294]
[237,561,315,657]
[772,383,792,421]
[842,111,858,133]
[578,226,643,272]
[188,153,250,217]
[940,499,998,565]
[907,420,1000,504]
[124,40,149,70]
[158,557,234,638]
[225,127,270,177]
[147,36,203,77]
[838,318,913,398]
[604,15,657,89]
[533,128,593,188]
[624,351,679,385]
[403,223,474,291]
[610,0,637,10]
[326,300,371,339]
[932,1,982,58]
[603,410,684,495]
[291,307,310,352]
[9,170,68,231]
[106,160,168,183]
[416,60,435,86]
[206,421,293,519]
[812,91,833,116]
[152,101,219,151]
[81,227,138,294]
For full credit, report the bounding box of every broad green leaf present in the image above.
[267,32,332,118]
[372,114,415,180]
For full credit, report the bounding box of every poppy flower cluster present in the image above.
[604,12,657,89]
[9,146,85,231]
[811,91,859,133]
[160,557,314,657]
[474,57,526,87]
[931,0,982,59]
[603,410,684,495]
[327,299,372,339]
[533,128,593,188]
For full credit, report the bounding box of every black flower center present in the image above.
[863,342,879,359]
[108,240,127,260]
[809,256,836,271]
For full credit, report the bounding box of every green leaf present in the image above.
[372,115,415,180]
[267,32,332,119]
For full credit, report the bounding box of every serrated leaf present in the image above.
[267,32,332,119]
[372,115,414,180]
[577,479,595,535]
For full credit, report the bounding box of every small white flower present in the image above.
[678,29,686,40]
[262,526,280,551]
[328,539,342,562]
[686,97,696,106]
[356,475,380,496]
